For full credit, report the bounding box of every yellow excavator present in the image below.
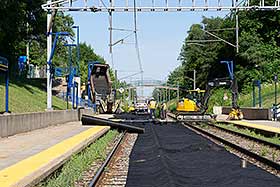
[177,89,205,113]
[176,77,243,121]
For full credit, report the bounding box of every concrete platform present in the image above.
[217,114,280,134]
[0,122,110,187]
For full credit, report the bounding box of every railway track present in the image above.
[89,132,138,187]
[205,122,280,150]
[184,122,280,173]
[167,113,280,175]
[84,114,280,186]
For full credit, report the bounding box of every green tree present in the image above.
[170,10,280,94]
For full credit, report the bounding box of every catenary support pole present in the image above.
[236,12,239,53]
[47,0,52,110]
[165,86,167,102]
[168,88,170,102]
[177,82,179,100]
[75,26,80,75]
[193,69,196,90]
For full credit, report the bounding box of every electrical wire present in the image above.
[102,0,144,84]
[133,0,144,96]
[119,71,143,80]
[133,0,144,74]
[102,0,115,69]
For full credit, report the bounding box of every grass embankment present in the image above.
[0,79,66,113]
[239,84,280,108]
[216,123,280,145]
[37,130,119,187]
[209,84,280,110]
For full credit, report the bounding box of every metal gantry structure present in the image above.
[127,79,179,102]
[42,0,280,12]
[42,0,280,110]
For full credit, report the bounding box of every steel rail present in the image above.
[205,122,280,150]
[89,131,126,187]
[167,113,280,170]
[167,113,280,149]
[184,122,280,171]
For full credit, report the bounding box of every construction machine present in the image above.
[176,77,243,121]
[88,62,120,113]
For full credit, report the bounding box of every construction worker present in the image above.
[161,101,167,119]
[81,83,86,99]
[148,98,157,119]
[128,102,135,113]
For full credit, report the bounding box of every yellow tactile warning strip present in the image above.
[221,120,280,134]
[0,126,110,187]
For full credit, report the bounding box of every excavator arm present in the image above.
[199,77,239,114]
[175,76,243,121]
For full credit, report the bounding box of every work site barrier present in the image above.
[222,107,271,120]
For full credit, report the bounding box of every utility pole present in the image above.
[236,11,239,53]
[47,0,52,110]
[165,85,167,102]
[177,82,179,100]
[72,26,80,75]
[168,88,170,102]
[115,70,118,100]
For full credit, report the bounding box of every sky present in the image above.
[69,5,228,96]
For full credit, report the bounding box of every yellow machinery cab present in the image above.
[176,98,199,112]
[128,105,135,113]
[176,89,205,112]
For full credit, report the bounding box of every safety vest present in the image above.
[162,103,167,110]
[149,100,156,109]
[128,106,135,112]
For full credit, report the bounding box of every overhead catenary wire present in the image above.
[133,0,144,96]
[108,0,114,70]
[99,0,115,69]
[101,0,145,89]
[119,71,143,80]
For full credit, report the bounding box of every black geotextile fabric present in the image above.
[124,122,280,187]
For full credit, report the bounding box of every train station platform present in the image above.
[217,114,280,134]
[0,121,110,187]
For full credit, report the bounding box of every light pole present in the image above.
[184,69,197,90]
[72,26,80,76]
[47,0,52,110]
